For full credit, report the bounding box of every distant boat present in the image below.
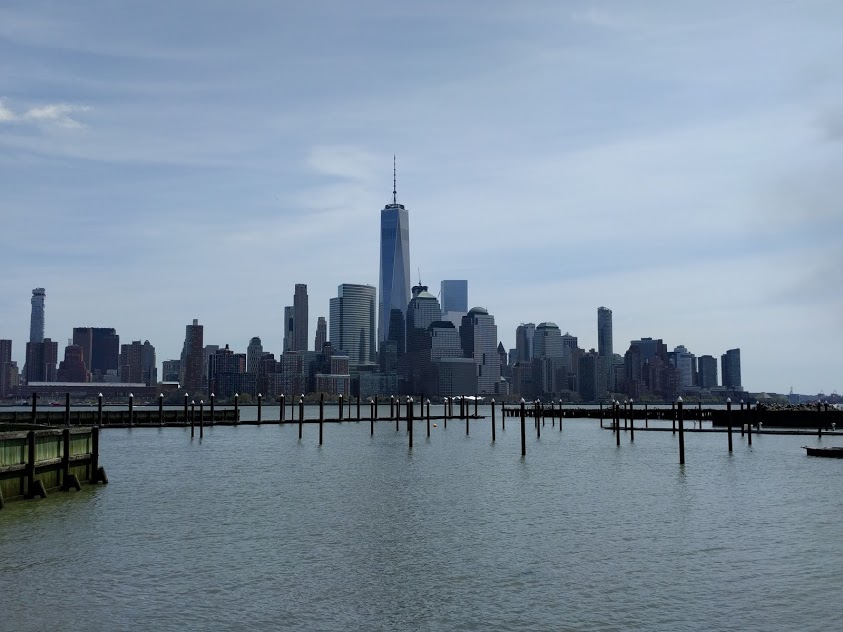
[804,446,843,458]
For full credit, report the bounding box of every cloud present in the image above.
[0,98,17,122]
[23,103,91,129]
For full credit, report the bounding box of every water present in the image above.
[2,408,842,631]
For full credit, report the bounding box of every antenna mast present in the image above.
[393,155,397,205]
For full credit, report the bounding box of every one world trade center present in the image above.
[378,158,411,354]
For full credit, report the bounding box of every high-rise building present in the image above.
[670,345,697,388]
[0,339,13,397]
[597,307,613,358]
[405,284,442,394]
[578,349,600,402]
[698,355,718,389]
[533,322,564,358]
[208,345,250,397]
[56,344,87,382]
[440,280,468,326]
[141,341,157,386]
[247,337,264,375]
[330,284,377,366]
[293,284,308,352]
[72,327,119,379]
[378,160,411,351]
[29,288,45,344]
[460,307,500,395]
[180,319,204,392]
[120,341,144,384]
[314,316,327,353]
[515,323,535,363]
[283,306,294,353]
[162,359,181,383]
[721,348,742,390]
[24,338,58,383]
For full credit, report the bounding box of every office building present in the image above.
[293,284,308,351]
[378,161,411,351]
[283,306,294,353]
[670,345,697,388]
[329,284,377,366]
[120,340,156,386]
[405,284,442,394]
[515,323,535,363]
[72,327,120,379]
[162,359,181,383]
[721,348,742,390]
[314,316,327,353]
[440,280,468,326]
[180,319,204,392]
[0,339,13,397]
[597,307,613,358]
[698,355,718,389]
[25,338,58,383]
[460,307,500,395]
[533,322,564,358]
[247,337,264,375]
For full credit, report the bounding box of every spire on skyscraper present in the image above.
[393,154,397,205]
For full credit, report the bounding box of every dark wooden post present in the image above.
[559,400,562,432]
[128,393,134,427]
[98,393,103,427]
[740,401,744,436]
[257,393,263,424]
[536,401,541,439]
[184,393,189,425]
[369,399,374,435]
[210,393,215,427]
[338,394,343,422]
[426,399,431,437]
[466,398,470,435]
[443,398,448,429]
[31,392,37,424]
[91,426,100,477]
[190,400,195,438]
[520,398,526,457]
[727,398,733,453]
[319,393,324,446]
[390,395,395,423]
[234,393,239,426]
[629,399,634,442]
[645,404,648,429]
[356,395,360,420]
[615,401,620,447]
[199,400,204,439]
[64,392,70,427]
[280,394,285,423]
[158,393,164,426]
[395,395,400,431]
[374,394,379,419]
[747,402,752,446]
[678,398,685,465]
[491,398,496,441]
[474,395,478,417]
[698,400,702,429]
[599,402,603,425]
[501,400,505,430]
[299,397,304,439]
[408,398,414,449]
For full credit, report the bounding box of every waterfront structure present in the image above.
[721,348,742,390]
[459,307,500,395]
[24,338,58,384]
[378,162,411,352]
[515,323,535,363]
[698,355,718,389]
[0,340,13,397]
[314,316,327,353]
[29,288,45,344]
[329,284,377,366]
[180,319,204,392]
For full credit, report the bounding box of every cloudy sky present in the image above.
[1,0,841,394]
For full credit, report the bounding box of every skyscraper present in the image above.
[533,322,564,358]
[72,327,120,379]
[698,355,718,389]
[440,280,468,325]
[24,338,58,383]
[0,339,12,397]
[293,284,308,352]
[283,306,294,353]
[597,307,613,358]
[246,337,264,376]
[378,159,411,351]
[29,288,45,343]
[180,319,204,391]
[721,348,742,390]
[460,307,500,395]
[405,284,442,394]
[515,323,535,363]
[314,316,327,353]
[329,284,377,366]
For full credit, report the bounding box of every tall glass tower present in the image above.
[30,288,45,343]
[378,158,410,352]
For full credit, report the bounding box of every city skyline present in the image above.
[1,2,841,394]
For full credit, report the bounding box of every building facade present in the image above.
[721,348,742,390]
[329,284,377,366]
[378,174,411,352]
[314,316,327,353]
[29,288,45,344]
[459,307,500,395]
[180,319,204,392]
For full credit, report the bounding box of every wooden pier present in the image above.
[0,426,108,509]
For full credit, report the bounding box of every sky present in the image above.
[1,0,841,395]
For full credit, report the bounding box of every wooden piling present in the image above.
[443,398,448,429]
[370,398,374,435]
[727,398,733,453]
[536,401,541,439]
[520,399,526,457]
[629,400,634,442]
[408,398,413,449]
[501,400,505,431]
[474,395,478,417]
[299,397,304,439]
[426,399,431,437]
[339,394,343,422]
[184,393,190,425]
[645,404,648,429]
[747,403,752,446]
[491,398,496,441]
[210,393,215,428]
[234,393,239,426]
[740,401,744,436]
[319,393,324,445]
[64,392,70,427]
[356,396,360,420]
[374,394,379,420]
[466,399,469,436]
[98,393,103,427]
[280,394,285,423]
[190,400,195,438]
[128,393,134,426]
[678,398,685,465]
[818,401,822,437]
[158,393,164,426]
[199,400,204,438]
[257,393,262,424]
